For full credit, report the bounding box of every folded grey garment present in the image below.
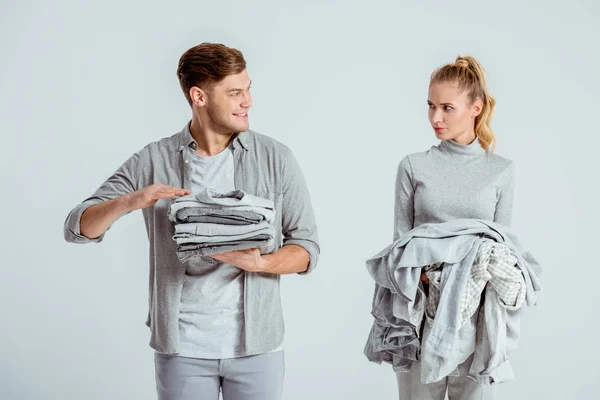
[177,237,274,262]
[175,207,265,224]
[174,221,272,237]
[181,215,258,225]
[177,235,272,251]
[175,188,274,210]
[169,201,276,224]
[174,227,275,245]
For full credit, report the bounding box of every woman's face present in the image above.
[427,81,482,144]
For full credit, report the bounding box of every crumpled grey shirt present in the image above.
[364,219,541,385]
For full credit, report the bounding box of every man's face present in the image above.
[203,69,252,134]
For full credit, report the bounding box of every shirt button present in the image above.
[184,160,189,164]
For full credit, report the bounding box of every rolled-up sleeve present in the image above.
[63,151,141,244]
[279,147,320,274]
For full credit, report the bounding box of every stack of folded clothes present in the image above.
[168,187,276,262]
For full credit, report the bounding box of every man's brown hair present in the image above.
[177,43,246,106]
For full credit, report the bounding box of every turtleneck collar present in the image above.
[438,136,485,156]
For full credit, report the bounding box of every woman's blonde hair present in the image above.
[431,56,497,152]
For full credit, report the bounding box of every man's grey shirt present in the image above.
[63,122,320,355]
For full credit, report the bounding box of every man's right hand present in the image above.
[124,184,190,211]
[80,184,189,239]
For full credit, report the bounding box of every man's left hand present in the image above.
[210,248,268,273]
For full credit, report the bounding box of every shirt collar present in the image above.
[439,136,485,156]
[178,120,249,152]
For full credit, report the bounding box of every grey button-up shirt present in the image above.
[63,122,320,355]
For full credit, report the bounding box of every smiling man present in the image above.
[63,43,320,400]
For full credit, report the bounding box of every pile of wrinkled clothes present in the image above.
[363,219,542,386]
[168,188,276,262]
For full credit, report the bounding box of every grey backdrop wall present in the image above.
[1,0,598,399]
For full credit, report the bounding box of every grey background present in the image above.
[1,0,598,399]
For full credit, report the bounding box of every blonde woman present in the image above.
[393,56,514,399]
